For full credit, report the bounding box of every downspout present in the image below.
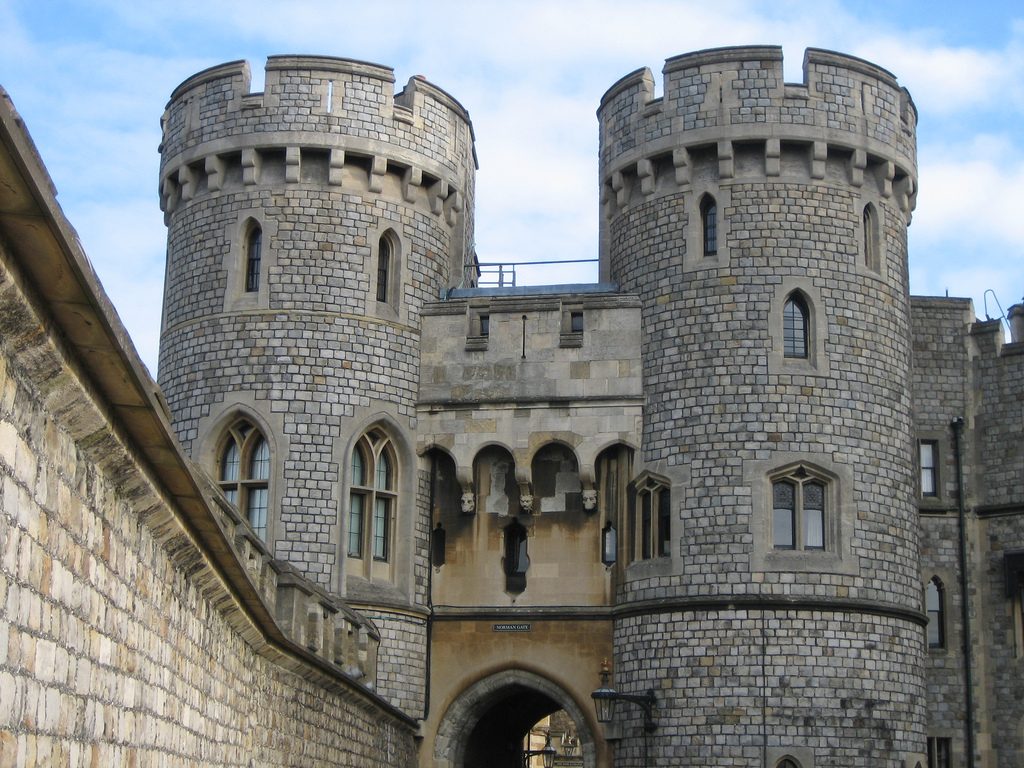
[951,416,975,768]
[424,454,438,722]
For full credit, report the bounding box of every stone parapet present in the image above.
[598,46,917,227]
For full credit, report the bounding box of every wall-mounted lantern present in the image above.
[591,659,657,732]
[601,521,617,567]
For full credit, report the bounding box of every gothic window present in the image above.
[376,230,398,304]
[919,440,938,497]
[772,467,826,551]
[245,224,262,292]
[862,203,880,272]
[776,760,801,768]
[218,419,270,539]
[503,518,529,593]
[700,194,718,257]
[348,430,397,562]
[783,292,810,359]
[926,577,946,649]
[630,473,671,562]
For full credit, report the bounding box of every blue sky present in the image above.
[2,1,1022,373]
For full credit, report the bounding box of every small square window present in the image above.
[479,314,490,337]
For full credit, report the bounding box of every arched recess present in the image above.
[432,669,598,768]
[530,442,583,515]
[473,444,519,517]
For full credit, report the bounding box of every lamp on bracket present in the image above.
[590,658,657,733]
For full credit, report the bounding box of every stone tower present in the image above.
[597,47,924,765]
[156,56,476,712]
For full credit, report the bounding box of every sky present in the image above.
[2,0,1023,375]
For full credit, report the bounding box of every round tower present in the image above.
[598,47,923,765]
[157,56,476,712]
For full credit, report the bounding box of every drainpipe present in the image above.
[951,416,975,768]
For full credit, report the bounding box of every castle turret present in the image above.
[157,56,476,713]
[598,47,924,764]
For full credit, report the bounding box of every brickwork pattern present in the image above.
[614,609,926,766]
[0,330,415,767]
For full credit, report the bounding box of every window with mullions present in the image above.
[348,430,397,562]
[926,577,946,649]
[700,194,718,257]
[244,225,262,293]
[630,475,671,562]
[218,419,270,539]
[783,293,810,359]
[772,468,825,550]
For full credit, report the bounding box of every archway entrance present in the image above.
[433,670,596,768]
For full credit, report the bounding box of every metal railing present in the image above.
[470,258,599,288]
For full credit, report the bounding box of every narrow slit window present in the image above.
[920,440,938,497]
[700,194,718,257]
[926,577,945,649]
[376,234,391,303]
[245,225,262,292]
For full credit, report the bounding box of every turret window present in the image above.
[771,468,826,551]
[348,430,397,563]
[629,473,671,562]
[783,293,810,359]
[218,419,271,539]
[376,234,391,303]
[700,194,718,257]
[245,225,262,292]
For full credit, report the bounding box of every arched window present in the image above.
[630,472,671,562]
[245,224,262,293]
[219,419,270,539]
[348,430,397,562]
[700,194,718,257]
[776,759,801,768]
[926,577,946,649]
[376,232,393,303]
[783,293,810,359]
[772,467,825,551]
[862,203,880,271]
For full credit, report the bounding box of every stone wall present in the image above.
[0,93,417,765]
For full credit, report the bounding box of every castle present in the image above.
[1,45,1022,768]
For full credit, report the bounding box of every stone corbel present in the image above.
[897,175,916,217]
[368,155,387,193]
[518,481,534,514]
[811,141,827,180]
[765,139,781,177]
[430,179,450,215]
[328,149,345,186]
[717,140,734,180]
[673,147,690,186]
[285,146,301,184]
[849,149,867,188]
[637,158,655,195]
[582,488,598,513]
[242,148,261,186]
[611,170,627,208]
[160,175,179,214]
[402,166,423,203]
[205,155,225,193]
[177,165,196,202]
[881,160,895,198]
[445,189,464,227]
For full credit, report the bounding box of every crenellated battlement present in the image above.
[598,46,917,217]
[159,56,476,222]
